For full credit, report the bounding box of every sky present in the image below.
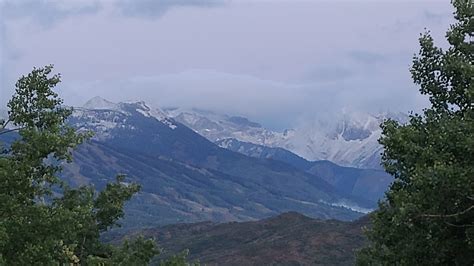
[0,0,454,129]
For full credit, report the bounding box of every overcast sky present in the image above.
[1,0,454,129]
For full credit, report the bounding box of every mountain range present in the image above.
[217,138,392,204]
[0,97,393,230]
[165,106,408,169]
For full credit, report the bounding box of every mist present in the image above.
[1,0,453,129]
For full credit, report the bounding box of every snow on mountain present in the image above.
[71,107,129,140]
[72,97,178,140]
[164,107,287,145]
[132,101,177,129]
[83,96,118,110]
[75,98,407,169]
[166,108,408,169]
[279,111,386,169]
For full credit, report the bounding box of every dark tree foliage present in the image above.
[357,1,474,265]
[0,66,160,264]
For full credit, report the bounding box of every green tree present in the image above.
[0,65,161,264]
[357,1,474,265]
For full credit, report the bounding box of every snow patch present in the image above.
[329,202,373,214]
[134,102,178,130]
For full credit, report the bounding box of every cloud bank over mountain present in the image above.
[1,0,453,129]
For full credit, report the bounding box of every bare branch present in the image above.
[420,205,474,218]
[0,119,11,130]
[444,221,474,228]
[0,127,24,136]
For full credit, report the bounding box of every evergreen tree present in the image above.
[0,66,161,264]
[357,0,474,265]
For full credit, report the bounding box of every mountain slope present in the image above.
[63,141,364,228]
[63,98,374,228]
[165,107,284,147]
[217,138,392,204]
[115,212,369,266]
[167,108,408,169]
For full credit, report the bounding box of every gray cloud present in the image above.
[116,0,225,19]
[1,0,101,28]
[60,67,427,130]
[1,0,101,105]
[0,20,7,105]
[424,10,451,25]
[348,50,388,65]
[304,66,355,82]
[1,0,453,129]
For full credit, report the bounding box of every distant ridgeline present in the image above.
[108,212,370,266]
[166,105,408,169]
[1,98,392,229]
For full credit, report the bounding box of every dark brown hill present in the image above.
[120,212,370,265]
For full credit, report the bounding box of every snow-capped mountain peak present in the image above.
[72,98,178,140]
[165,107,285,146]
[166,107,408,169]
[131,101,177,130]
[75,98,407,169]
[273,111,409,169]
[83,96,118,110]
